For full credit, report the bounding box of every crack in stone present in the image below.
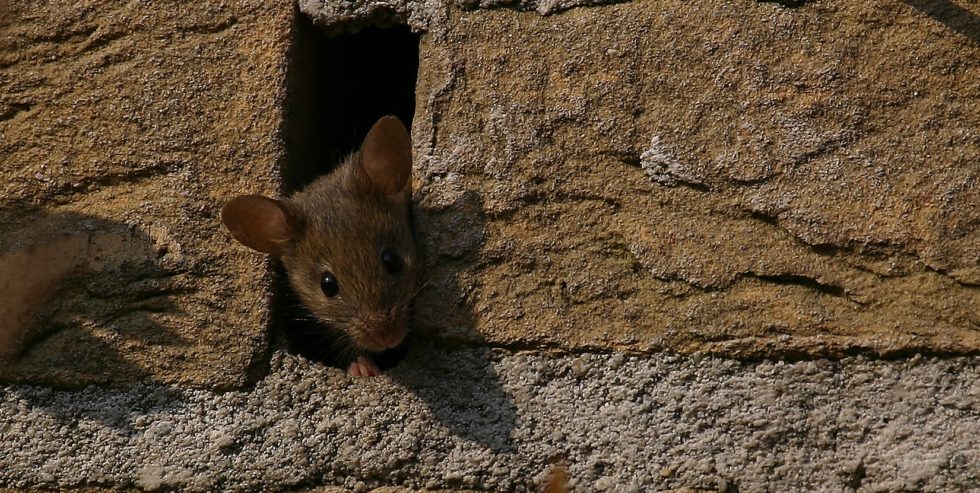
[740,272,855,302]
[68,160,180,193]
[0,102,31,122]
[743,209,977,288]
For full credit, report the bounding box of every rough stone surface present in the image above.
[3,1,979,489]
[0,1,291,388]
[1,346,977,492]
[297,0,620,34]
[410,0,980,357]
[4,0,977,387]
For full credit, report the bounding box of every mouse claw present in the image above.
[348,356,382,377]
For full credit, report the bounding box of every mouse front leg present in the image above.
[348,355,381,377]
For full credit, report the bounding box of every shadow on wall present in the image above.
[393,191,518,453]
[2,380,190,432]
[903,0,980,45]
[0,209,192,388]
[390,342,518,454]
[760,0,980,46]
[0,208,192,427]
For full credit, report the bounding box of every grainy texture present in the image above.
[1,346,977,492]
[297,0,621,34]
[0,1,292,388]
[2,1,979,490]
[410,0,980,358]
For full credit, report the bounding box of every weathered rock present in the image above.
[410,0,980,357]
[0,1,291,388]
[297,0,621,34]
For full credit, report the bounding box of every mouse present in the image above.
[221,116,418,377]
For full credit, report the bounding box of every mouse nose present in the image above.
[362,313,405,350]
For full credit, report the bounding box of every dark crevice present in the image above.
[56,160,178,193]
[30,24,98,44]
[728,175,775,186]
[424,60,463,156]
[743,210,944,280]
[284,13,420,193]
[599,150,641,167]
[643,267,861,304]
[846,458,867,491]
[742,272,851,300]
[748,210,780,227]
[0,102,31,121]
[180,17,239,35]
[789,133,861,171]
[75,31,128,56]
[706,344,980,363]
[923,264,980,289]
[672,180,712,193]
[455,0,635,16]
[604,150,713,192]
[809,243,839,256]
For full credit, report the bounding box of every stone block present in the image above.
[0,0,291,388]
[410,0,980,357]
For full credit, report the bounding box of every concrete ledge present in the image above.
[2,344,976,491]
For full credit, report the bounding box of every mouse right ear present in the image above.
[359,116,412,198]
[221,195,296,256]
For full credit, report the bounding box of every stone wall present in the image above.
[2,0,978,386]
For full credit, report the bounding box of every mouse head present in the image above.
[222,116,417,352]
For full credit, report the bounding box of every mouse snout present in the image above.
[357,312,406,351]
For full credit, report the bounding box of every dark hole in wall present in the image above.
[284,15,421,192]
[275,14,421,369]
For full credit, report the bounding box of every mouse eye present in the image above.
[381,247,403,274]
[320,271,339,297]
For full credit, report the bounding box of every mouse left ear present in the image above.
[358,116,412,199]
[221,195,296,256]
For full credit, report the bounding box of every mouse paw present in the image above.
[348,356,382,377]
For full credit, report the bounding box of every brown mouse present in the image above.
[221,116,418,377]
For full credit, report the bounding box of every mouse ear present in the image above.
[221,195,296,256]
[359,116,412,198]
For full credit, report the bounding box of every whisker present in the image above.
[410,279,433,300]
